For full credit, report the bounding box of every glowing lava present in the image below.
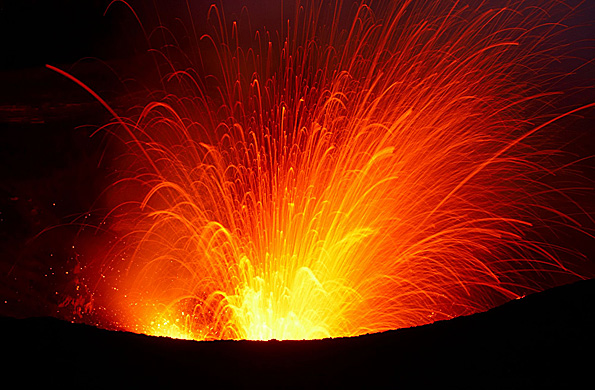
[57,0,593,340]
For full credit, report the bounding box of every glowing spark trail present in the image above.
[56,0,593,340]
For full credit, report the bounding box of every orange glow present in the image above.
[58,0,592,340]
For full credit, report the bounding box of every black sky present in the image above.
[0,0,593,320]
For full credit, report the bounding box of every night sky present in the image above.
[0,0,594,323]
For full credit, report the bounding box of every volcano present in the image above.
[2,278,595,387]
[1,0,594,369]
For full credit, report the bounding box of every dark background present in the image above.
[0,0,593,321]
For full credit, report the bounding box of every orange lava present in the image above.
[59,0,592,340]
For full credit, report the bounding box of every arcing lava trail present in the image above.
[54,0,594,341]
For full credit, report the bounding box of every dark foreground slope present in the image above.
[2,279,594,388]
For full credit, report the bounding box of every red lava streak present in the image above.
[44,0,594,340]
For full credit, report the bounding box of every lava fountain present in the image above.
[53,0,594,341]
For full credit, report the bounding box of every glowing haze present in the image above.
[57,0,593,340]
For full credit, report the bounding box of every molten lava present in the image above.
[56,0,593,340]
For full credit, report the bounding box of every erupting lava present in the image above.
[55,0,593,340]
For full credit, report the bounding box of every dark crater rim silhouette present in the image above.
[3,278,594,388]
